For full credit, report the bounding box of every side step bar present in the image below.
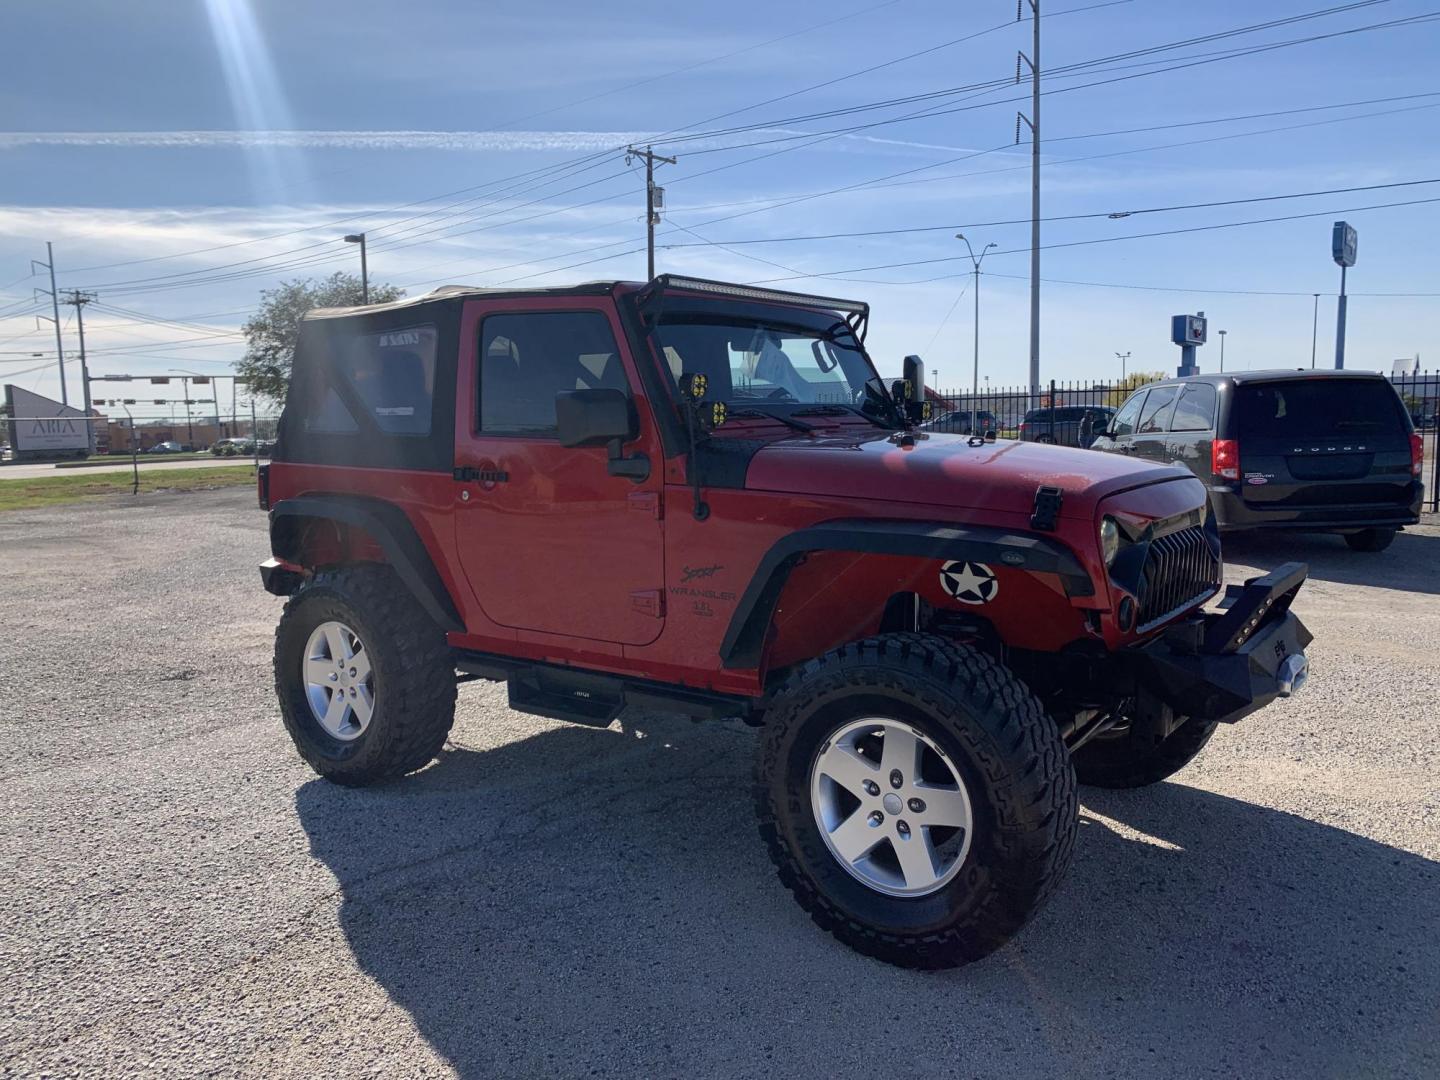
[455,651,752,727]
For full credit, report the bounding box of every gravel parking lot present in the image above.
[2,489,1437,1079]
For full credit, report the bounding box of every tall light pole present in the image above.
[955,234,997,398]
[1115,351,1130,382]
[1310,293,1320,368]
[343,233,369,304]
[1218,329,1227,372]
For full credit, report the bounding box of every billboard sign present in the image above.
[1332,220,1358,267]
[4,385,91,454]
[1170,313,1207,346]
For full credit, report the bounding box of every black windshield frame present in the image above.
[646,297,895,427]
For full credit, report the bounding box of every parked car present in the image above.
[147,441,183,454]
[255,274,1311,969]
[1089,370,1423,551]
[923,408,998,434]
[1018,405,1115,447]
[212,437,256,455]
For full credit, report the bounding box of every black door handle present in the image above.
[453,466,509,483]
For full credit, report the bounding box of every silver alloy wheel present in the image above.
[809,717,973,898]
[303,620,374,742]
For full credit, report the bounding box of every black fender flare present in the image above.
[719,518,1093,670]
[268,495,464,633]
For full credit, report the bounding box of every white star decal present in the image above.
[939,561,999,605]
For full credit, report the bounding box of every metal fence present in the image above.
[923,371,1439,514]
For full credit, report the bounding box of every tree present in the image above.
[1103,371,1168,408]
[237,272,403,404]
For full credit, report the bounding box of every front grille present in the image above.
[1137,525,1220,630]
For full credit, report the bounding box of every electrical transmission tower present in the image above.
[1016,0,1041,401]
[30,242,67,404]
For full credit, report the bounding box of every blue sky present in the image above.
[2,0,1438,414]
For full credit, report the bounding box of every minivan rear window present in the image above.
[1234,379,1403,441]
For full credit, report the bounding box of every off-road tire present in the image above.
[755,634,1078,969]
[274,564,456,786]
[1344,527,1396,552]
[1071,716,1218,789]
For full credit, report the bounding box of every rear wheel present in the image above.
[755,634,1077,969]
[1071,716,1217,789]
[1344,527,1396,552]
[274,564,456,786]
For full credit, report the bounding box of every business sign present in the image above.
[1332,220,1358,268]
[4,384,91,453]
[1170,313,1207,346]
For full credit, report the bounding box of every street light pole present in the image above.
[1310,293,1320,369]
[343,233,369,304]
[1115,351,1130,382]
[1218,329,1227,372]
[955,234,996,398]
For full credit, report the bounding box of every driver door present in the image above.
[452,300,666,646]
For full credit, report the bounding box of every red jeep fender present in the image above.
[267,495,465,633]
[719,519,1092,669]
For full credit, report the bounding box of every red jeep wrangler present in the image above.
[258,275,1311,968]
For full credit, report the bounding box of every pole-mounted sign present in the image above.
[1171,311,1207,376]
[1332,221,1357,368]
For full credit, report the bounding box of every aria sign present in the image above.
[4,384,91,454]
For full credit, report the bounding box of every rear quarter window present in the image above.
[1170,383,1217,432]
[302,323,438,436]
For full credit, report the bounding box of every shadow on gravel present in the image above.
[1221,526,1440,595]
[297,715,1440,1078]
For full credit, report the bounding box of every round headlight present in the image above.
[1100,516,1121,567]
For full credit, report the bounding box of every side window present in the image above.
[478,311,628,436]
[305,323,437,436]
[1170,383,1217,432]
[1111,391,1148,438]
[1137,385,1179,434]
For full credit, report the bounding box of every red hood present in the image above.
[742,429,1193,520]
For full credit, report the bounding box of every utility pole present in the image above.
[626,145,676,280]
[31,242,67,404]
[1016,0,1041,402]
[61,289,97,451]
[955,234,997,398]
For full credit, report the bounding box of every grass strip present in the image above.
[0,465,257,512]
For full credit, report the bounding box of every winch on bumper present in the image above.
[1126,561,1313,725]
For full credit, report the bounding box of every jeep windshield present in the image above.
[651,299,898,426]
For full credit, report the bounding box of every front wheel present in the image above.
[755,634,1077,969]
[1344,527,1396,552]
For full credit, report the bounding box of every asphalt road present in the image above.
[0,456,261,480]
[2,489,1437,1078]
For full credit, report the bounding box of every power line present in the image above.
[658,177,1440,248]
[742,195,1440,284]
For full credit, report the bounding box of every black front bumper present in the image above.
[1126,562,1313,724]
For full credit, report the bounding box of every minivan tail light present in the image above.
[1212,439,1240,480]
[1412,432,1424,477]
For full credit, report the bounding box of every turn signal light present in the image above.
[1412,432,1424,477]
[1211,438,1240,480]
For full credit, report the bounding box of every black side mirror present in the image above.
[902,354,926,425]
[556,388,636,448]
[555,389,649,481]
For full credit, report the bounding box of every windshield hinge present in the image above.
[1031,485,1064,532]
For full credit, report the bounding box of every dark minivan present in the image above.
[1091,370,1423,551]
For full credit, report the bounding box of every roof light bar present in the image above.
[656,275,868,317]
